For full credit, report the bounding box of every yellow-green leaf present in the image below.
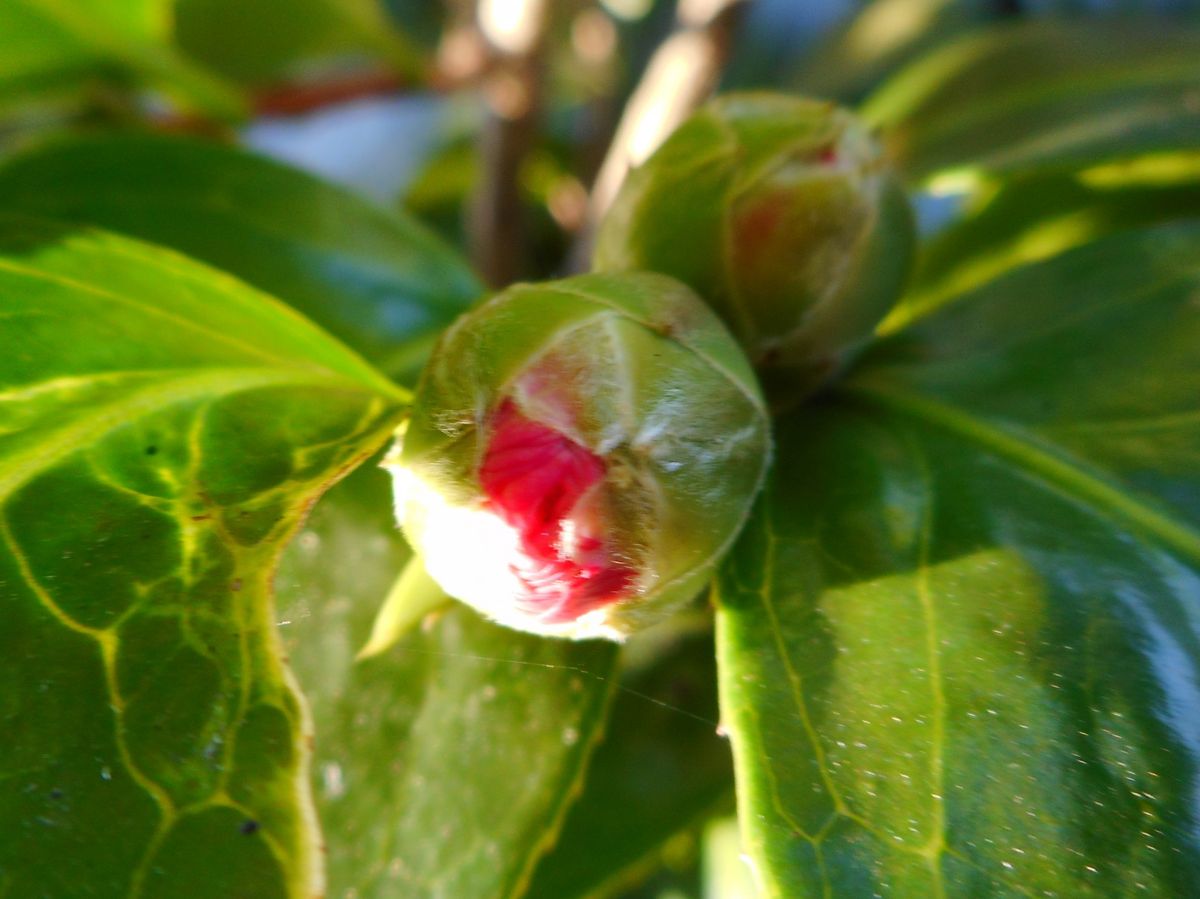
[0,134,483,382]
[0,0,245,118]
[276,462,621,899]
[0,218,405,896]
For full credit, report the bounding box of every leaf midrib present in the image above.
[0,255,295,368]
[844,379,1200,567]
[0,237,409,399]
[0,366,388,503]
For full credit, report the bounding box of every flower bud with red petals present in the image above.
[386,272,771,640]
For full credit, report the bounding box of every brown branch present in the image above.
[569,0,751,270]
[148,66,414,136]
[253,69,409,117]
[467,0,550,288]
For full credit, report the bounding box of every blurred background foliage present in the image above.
[5,0,1200,282]
[5,2,1200,897]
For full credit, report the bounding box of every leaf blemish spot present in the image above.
[240,820,260,835]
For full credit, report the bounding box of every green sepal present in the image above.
[356,553,449,660]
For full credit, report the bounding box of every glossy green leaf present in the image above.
[174,0,425,86]
[0,219,405,895]
[275,460,621,899]
[525,621,733,899]
[0,0,245,118]
[0,134,482,381]
[867,20,1200,182]
[717,221,1200,896]
[886,166,1200,332]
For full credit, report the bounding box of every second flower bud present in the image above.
[596,93,915,397]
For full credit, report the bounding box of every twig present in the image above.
[148,66,412,135]
[253,68,408,117]
[468,0,551,287]
[570,0,751,269]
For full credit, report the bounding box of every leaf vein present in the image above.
[0,258,294,368]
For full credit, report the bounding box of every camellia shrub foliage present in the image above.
[3,2,1200,897]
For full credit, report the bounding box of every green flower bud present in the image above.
[595,92,915,397]
[386,272,771,640]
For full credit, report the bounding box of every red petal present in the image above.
[479,400,635,621]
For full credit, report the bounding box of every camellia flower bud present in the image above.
[595,93,915,396]
[386,272,771,640]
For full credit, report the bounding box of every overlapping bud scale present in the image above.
[596,93,915,398]
[387,272,771,640]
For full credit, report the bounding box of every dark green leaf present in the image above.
[276,461,620,899]
[174,0,425,86]
[0,133,482,382]
[867,20,1200,182]
[887,166,1200,331]
[0,218,405,896]
[717,221,1200,896]
[525,621,733,899]
[792,0,989,105]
